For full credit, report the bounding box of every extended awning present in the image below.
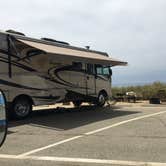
[16,39,128,66]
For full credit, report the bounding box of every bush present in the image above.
[112,82,166,100]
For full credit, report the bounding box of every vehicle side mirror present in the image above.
[109,68,112,76]
[0,90,7,147]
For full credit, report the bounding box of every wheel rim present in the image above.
[99,94,105,105]
[14,102,30,117]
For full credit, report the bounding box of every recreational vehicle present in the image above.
[0,30,127,119]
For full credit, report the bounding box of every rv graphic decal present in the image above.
[48,65,87,89]
[0,50,108,93]
[0,51,87,92]
[0,78,46,91]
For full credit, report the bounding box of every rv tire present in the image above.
[97,92,107,107]
[11,96,32,120]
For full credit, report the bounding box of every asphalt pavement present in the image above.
[0,102,166,166]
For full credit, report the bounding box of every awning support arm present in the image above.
[7,35,12,78]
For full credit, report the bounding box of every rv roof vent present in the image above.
[41,37,69,45]
[6,30,25,36]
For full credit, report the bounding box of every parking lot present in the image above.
[0,102,166,166]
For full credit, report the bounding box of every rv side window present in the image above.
[103,67,110,75]
[96,65,103,75]
[72,62,82,70]
[86,64,94,74]
[0,34,8,51]
[96,65,110,76]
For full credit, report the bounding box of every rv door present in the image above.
[86,64,96,95]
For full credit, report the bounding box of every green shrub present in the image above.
[112,82,166,100]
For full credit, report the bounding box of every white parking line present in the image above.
[17,135,83,158]
[0,154,18,159]
[0,155,166,166]
[18,156,166,166]
[17,110,166,158]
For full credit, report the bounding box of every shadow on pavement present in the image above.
[8,105,140,131]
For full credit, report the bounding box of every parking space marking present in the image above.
[0,155,166,166]
[0,154,18,159]
[17,110,166,158]
[16,135,83,158]
[18,156,166,166]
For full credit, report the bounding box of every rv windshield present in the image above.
[96,65,111,76]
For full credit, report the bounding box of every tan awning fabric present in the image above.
[17,39,127,66]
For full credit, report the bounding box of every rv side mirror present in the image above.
[0,90,7,147]
[109,68,112,76]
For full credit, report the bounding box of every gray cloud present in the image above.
[0,0,166,85]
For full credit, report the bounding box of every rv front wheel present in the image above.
[97,92,106,107]
[11,97,32,119]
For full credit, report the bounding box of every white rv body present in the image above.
[0,30,127,119]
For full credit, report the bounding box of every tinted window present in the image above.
[72,62,82,70]
[96,66,103,75]
[96,65,110,76]
[0,34,8,51]
[103,67,110,75]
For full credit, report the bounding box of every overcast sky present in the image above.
[0,0,166,86]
